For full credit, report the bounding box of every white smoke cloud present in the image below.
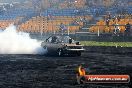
[0,24,46,54]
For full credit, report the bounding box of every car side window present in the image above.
[47,37,58,43]
[51,37,57,43]
[46,37,52,43]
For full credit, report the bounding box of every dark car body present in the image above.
[41,35,85,56]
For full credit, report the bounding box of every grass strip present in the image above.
[81,41,132,47]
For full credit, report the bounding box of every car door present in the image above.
[45,37,61,53]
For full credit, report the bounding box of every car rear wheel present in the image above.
[57,49,63,56]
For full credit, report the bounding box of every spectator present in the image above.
[114,24,120,36]
[125,23,131,36]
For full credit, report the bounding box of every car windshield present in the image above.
[58,36,75,43]
[48,36,75,43]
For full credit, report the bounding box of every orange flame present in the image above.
[78,65,86,76]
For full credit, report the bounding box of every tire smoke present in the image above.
[0,24,46,54]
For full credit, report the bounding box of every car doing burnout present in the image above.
[41,35,85,56]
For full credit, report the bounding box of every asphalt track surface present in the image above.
[0,52,132,88]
